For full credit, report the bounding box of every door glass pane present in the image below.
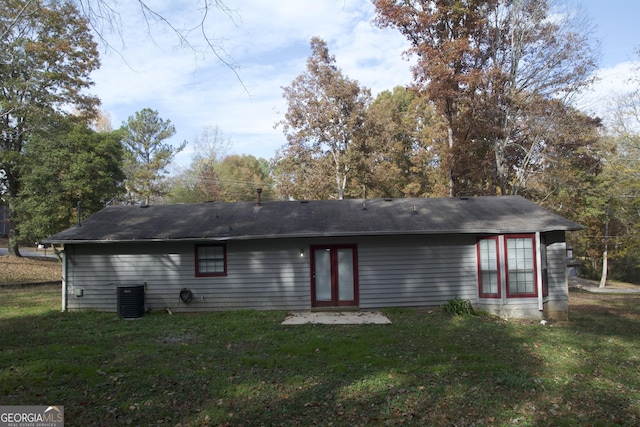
[314,249,332,301]
[337,248,354,301]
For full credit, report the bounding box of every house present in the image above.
[45,195,583,319]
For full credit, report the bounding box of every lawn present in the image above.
[1,284,638,426]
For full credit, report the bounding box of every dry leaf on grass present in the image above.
[0,255,61,285]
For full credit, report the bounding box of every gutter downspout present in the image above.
[535,232,543,312]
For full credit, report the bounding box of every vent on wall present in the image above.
[117,285,145,319]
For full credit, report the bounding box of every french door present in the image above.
[311,245,358,307]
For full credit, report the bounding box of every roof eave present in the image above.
[48,226,583,245]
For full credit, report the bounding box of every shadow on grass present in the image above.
[1,290,639,426]
[200,317,537,425]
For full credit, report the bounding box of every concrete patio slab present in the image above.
[282,311,392,325]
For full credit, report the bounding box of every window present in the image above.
[477,234,538,298]
[195,244,227,277]
[505,236,537,297]
[477,237,500,298]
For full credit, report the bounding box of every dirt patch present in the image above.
[0,255,61,286]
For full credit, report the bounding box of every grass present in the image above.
[1,284,639,426]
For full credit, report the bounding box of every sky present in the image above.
[89,0,640,170]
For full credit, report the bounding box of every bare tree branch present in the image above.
[74,0,246,91]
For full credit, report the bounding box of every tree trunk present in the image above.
[8,235,21,257]
[7,202,22,257]
[599,205,610,288]
[494,137,507,196]
[332,149,347,200]
[335,161,344,200]
[447,126,455,197]
[599,246,608,288]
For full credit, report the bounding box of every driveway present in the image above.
[569,276,640,294]
[0,246,57,258]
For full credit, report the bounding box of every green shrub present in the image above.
[441,297,476,316]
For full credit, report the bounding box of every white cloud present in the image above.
[90,0,414,167]
[92,0,638,169]
[574,61,640,122]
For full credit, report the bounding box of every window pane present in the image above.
[480,239,497,270]
[509,271,534,294]
[482,271,498,294]
[202,259,223,272]
[199,245,222,262]
[197,245,225,274]
[507,237,535,295]
[478,238,499,296]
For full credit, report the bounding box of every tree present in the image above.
[166,125,231,203]
[276,37,371,200]
[374,0,494,196]
[215,154,274,202]
[580,72,640,284]
[166,127,274,204]
[364,86,448,198]
[120,108,186,205]
[16,117,124,242]
[168,155,273,204]
[374,0,598,196]
[0,0,100,255]
[547,50,640,285]
[491,1,598,196]
[165,171,204,204]
[3,1,242,86]
[190,126,231,202]
[271,142,336,201]
[91,109,114,132]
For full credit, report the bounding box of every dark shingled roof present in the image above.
[45,196,583,244]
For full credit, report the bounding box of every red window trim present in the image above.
[477,236,501,299]
[195,243,227,277]
[504,234,538,298]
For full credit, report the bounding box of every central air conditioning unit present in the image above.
[117,285,145,319]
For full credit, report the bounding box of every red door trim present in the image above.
[310,244,359,307]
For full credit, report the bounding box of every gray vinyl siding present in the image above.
[358,235,477,308]
[545,232,568,297]
[62,231,569,319]
[64,235,479,312]
[65,240,310,312]
[544,231,569,318]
